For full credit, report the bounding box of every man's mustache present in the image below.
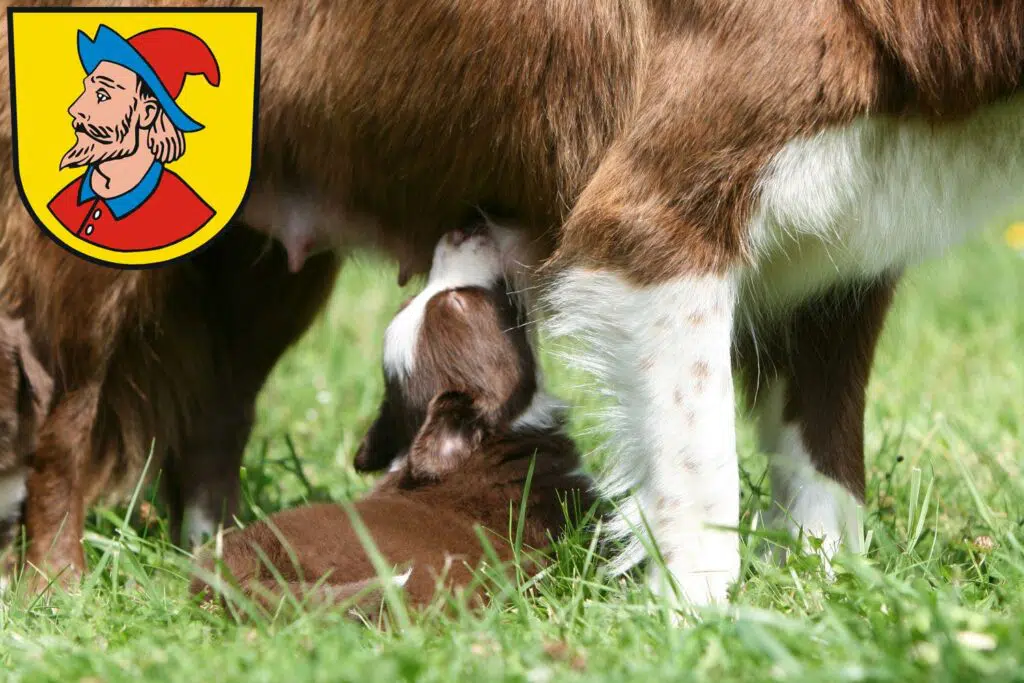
[73,121,114,144]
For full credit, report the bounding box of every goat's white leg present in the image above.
[744,277,896,571]
[755,381,860,573]
[548,268,741,606]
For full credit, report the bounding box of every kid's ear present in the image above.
[407,391,488,480]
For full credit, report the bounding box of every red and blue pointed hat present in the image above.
[76,24,220,133]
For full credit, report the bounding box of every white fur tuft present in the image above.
[0,470,27,525]
[767,425,861,569]
[392,565,413,588]
[182,505,217,549]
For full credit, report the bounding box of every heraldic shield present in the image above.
[7,8,260,268]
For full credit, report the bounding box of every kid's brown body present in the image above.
[191,398,593,615]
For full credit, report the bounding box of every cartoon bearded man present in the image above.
[48,24,219,252]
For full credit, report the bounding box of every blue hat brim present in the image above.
[77,25,204,133]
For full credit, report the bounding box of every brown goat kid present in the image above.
[191,227,594,615]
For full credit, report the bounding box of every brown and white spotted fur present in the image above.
[6,1,1022,605]
[191,228,593,614]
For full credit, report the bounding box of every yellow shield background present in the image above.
[8,8,260,267]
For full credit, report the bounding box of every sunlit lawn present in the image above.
[1,231,1021,682]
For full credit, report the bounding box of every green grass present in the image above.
[1,233,1022,683]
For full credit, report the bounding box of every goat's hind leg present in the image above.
[737,276,899,570]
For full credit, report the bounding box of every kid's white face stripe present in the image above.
[383,230,505,380]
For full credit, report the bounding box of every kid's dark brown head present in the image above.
[0,317,54,547]
[354,225,540,473]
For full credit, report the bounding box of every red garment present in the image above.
[47,169,215,252]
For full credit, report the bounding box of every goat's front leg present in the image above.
[23,385,100,589]
[548,266,741,606]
